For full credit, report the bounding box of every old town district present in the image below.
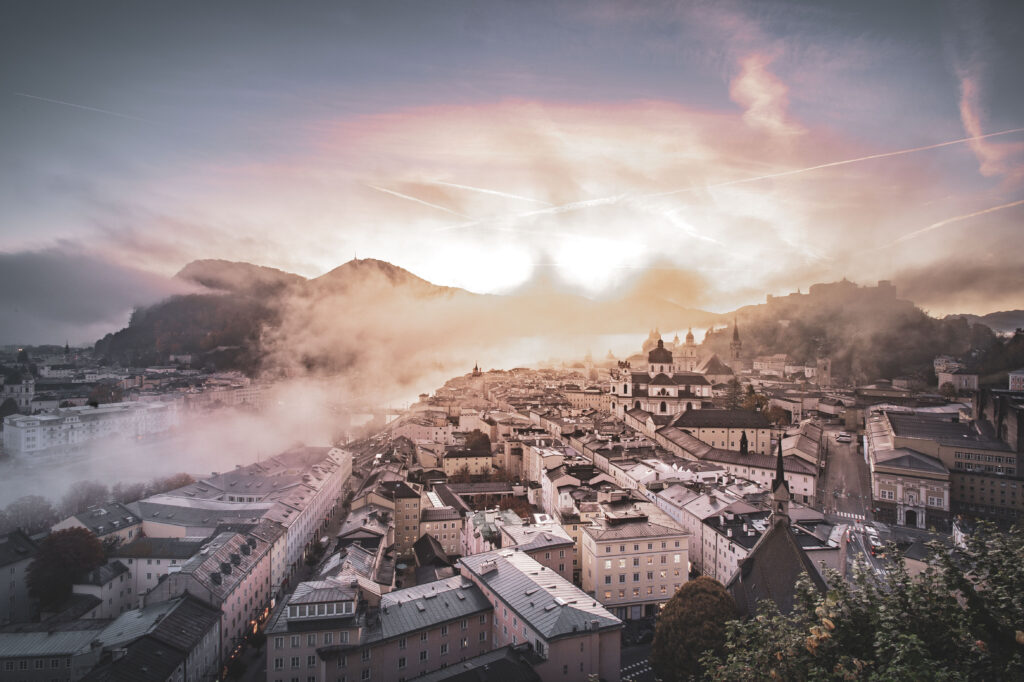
[3,328,1024,682]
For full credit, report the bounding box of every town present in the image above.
[2,317,1023,682]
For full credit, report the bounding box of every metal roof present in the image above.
[459,551,620,641]
[377,576,491,641]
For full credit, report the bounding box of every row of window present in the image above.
[603,584,679,599]
[3,658,72,671]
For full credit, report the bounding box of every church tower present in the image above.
[771,439,790,524]
[730,318,742,361]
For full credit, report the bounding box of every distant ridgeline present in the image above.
[91,261,1024,384]
[702,279,1024,385]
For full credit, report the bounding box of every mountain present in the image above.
[176,259,305,297]
[944,310,1024,335]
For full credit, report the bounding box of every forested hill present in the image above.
[702,281,1023,385]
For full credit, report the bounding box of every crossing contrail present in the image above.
[429,180,551,206]
[890,198,1024,245]
[13,92,151,123]
[366,185,469,218]
[650,125,1024,198]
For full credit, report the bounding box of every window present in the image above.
[308,634,316,646]
[604,575,611,584]
[291,636,300,648]
[307,655,316,668]
[398,657,406,669]
[479,615,487,624]
[361,649,370,662]
[420,632,428,642]
[275,637,284,649]
[361,670,370,681]
[290,657,300,669]
[274,658,284,671]
[441,625,448,636]
[461,637,468,649]
[420,651,428,661]
[324,632,334,645]
[399,637,406,650]
[479,631,487,642]
[604,560,611,570]
[440,643,449,655]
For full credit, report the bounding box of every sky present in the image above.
[2,0,1024,344]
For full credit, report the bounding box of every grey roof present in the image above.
[500,525,574,552]
[80,635,183,682]
[726,519,828,617]
[0,529,38,568]
[671,409,770,429]
[414,645,542,682]
[97,598,181,648]
[176,531,270,603]
[887,412,1011,451]
[582,517,685,542]
[0,627,105,658]
[413,533,452,568]
[703,449,817,476]
[875,447,948,475]
[77,560,129,586]
[110,536,206,560]
[289,580,358,605]
[459,550,620,641]
[421,507,461,522]
[377,576,491,641]
[67,503,140,536]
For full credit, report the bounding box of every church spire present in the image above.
[772,438,790,522]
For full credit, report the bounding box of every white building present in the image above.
[2,401,179,457]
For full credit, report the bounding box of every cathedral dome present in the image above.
[648,339,673,364]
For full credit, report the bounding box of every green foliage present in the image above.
[27,528,106,609]
[0,397,18,419]
[723,378,743,410]
[702,524,1024,681]
[464,429,492,453]
[2,495,57,534]
[652,576,737,681]
[93,293,273,373]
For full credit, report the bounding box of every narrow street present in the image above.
[621,643,657,681]
[819,429,871,523]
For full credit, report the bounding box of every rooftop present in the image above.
[459,550,621,641]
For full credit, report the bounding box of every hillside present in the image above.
[945,310,1024,335]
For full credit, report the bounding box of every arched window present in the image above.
[660,401,667,413]
[634,401,641,410]
[623,384,628,393]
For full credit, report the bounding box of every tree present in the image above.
[940,381,958,400]
[702,524,1024,681]
[464,429,492,453]
[3,495,57,534]
[147,472,195,496]
[742,386,768,412]
[652,576,737,681]
[27,528,105,609]
[764,405,789,426]
[111,481,147,504]
[448,465,473,484]
[723,379,743,410]
[498,495,533,520]
[87,383,124,406]
[0,397,18,419]
[60,481,110,517]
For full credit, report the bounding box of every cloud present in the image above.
[0,248,195,344]
[729,52,803,137]
[893,258,1024,315]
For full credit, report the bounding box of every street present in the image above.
[620,643,657,681]
[819,429,871,523]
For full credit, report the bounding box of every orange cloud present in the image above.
[729,53,803,137]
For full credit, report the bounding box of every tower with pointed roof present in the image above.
[730,318,742,361]
[771,439,790,523]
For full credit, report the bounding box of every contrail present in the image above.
[13,92,151,123]
[429,180,551,206]
[651,126,1024,198]
[890,198,1024,245]
[366,185,469,218]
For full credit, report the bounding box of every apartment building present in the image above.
[580,511,689,620]
[460,550,622,682]
[147,530,273,664]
